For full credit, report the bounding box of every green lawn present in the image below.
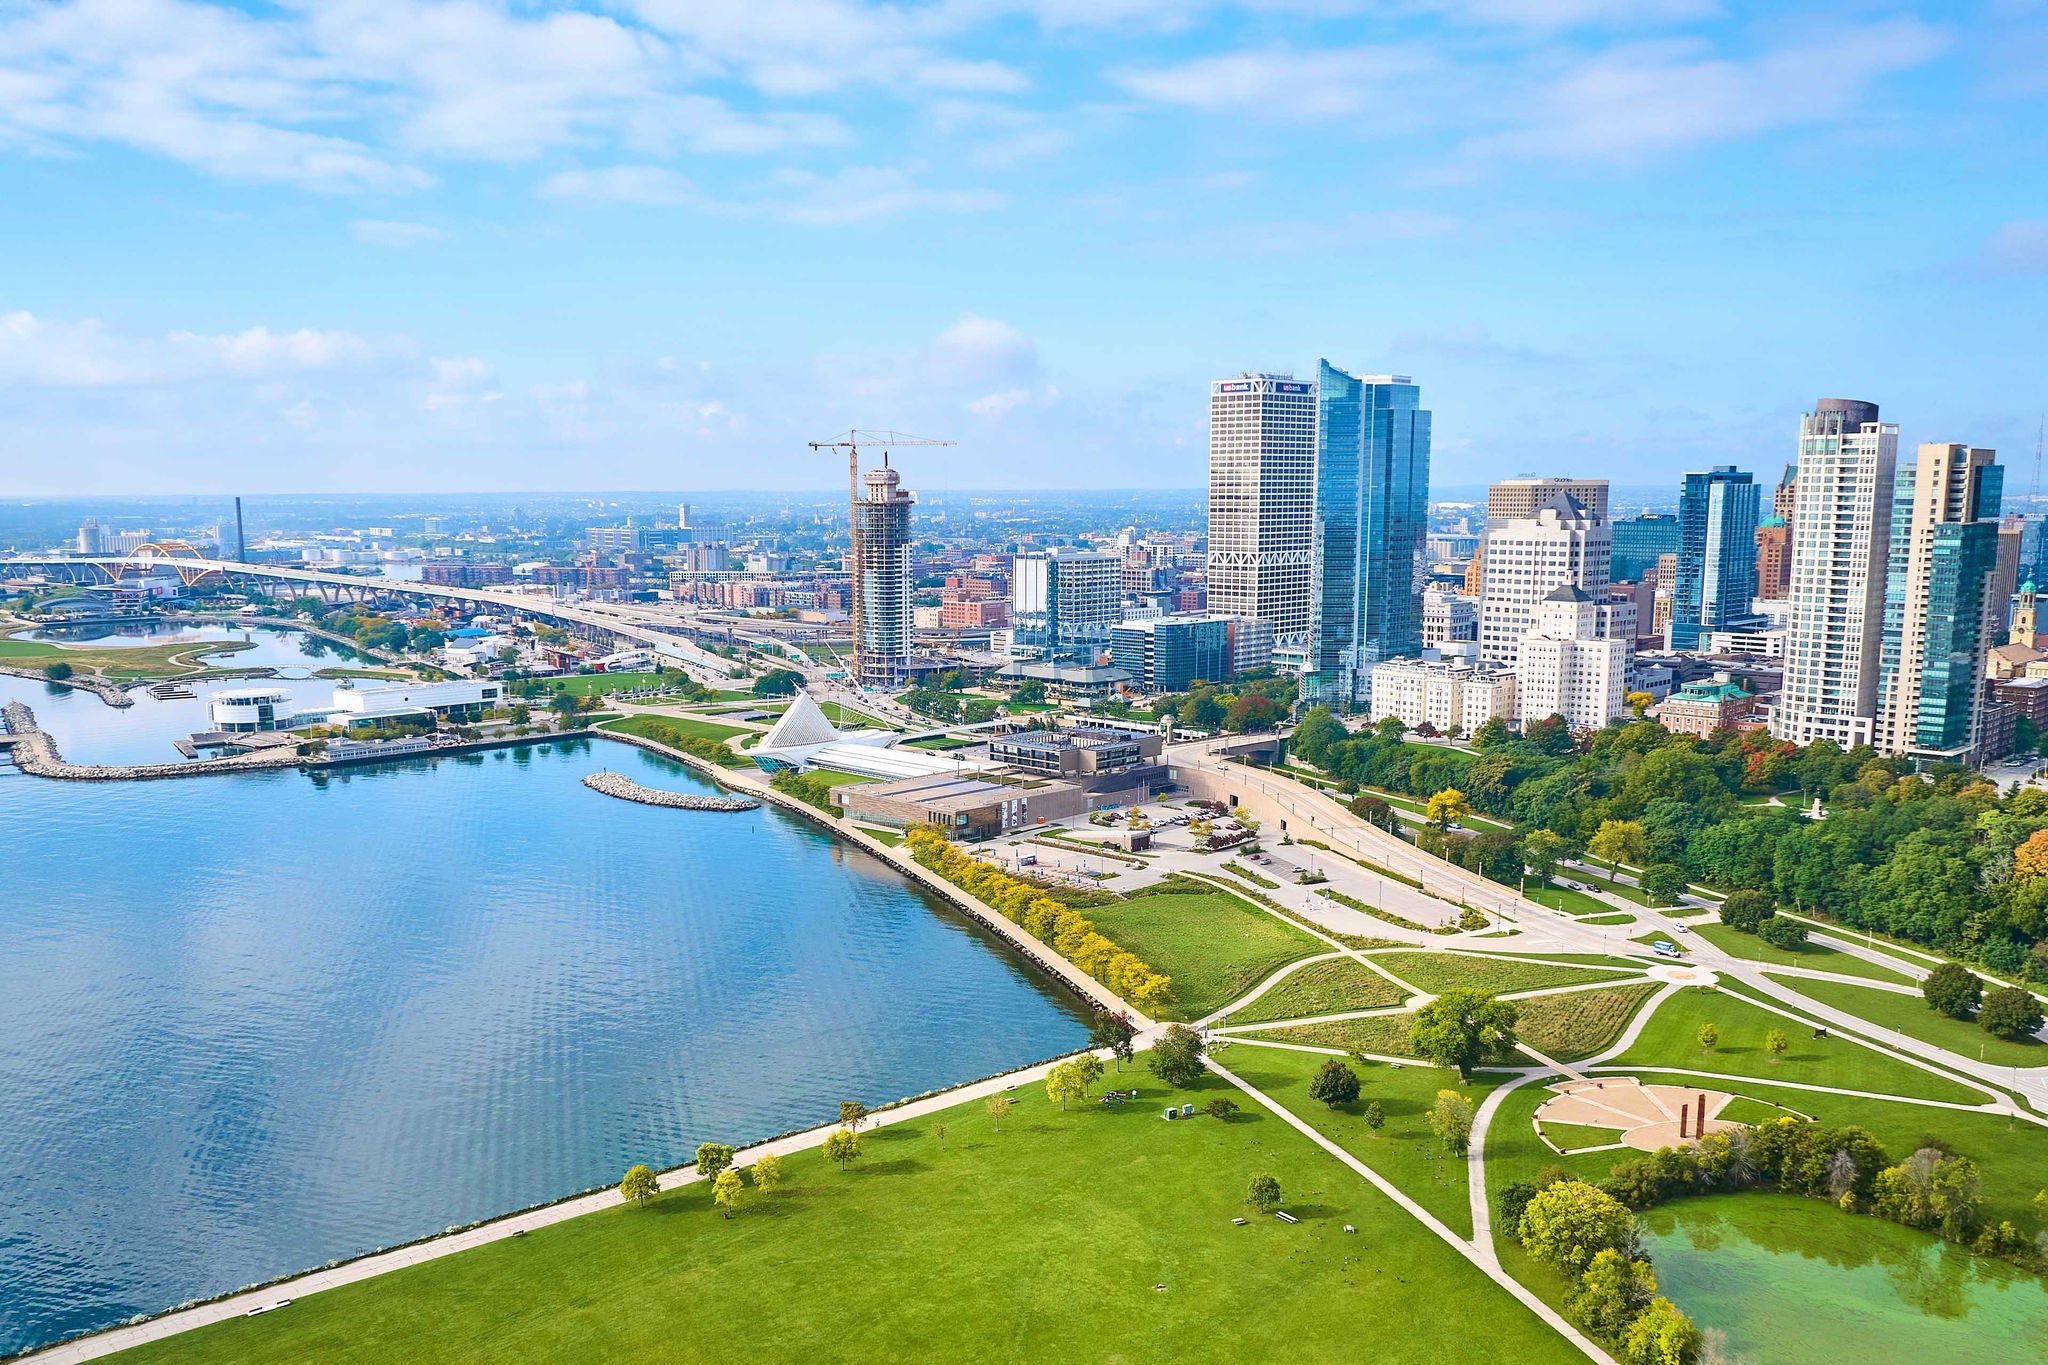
[1536,1121,1627,1153]
[1083,889,1324,1019]
[805,768,873,788]
[1516,984,1660,1062]
[1523,883,1622,918]
[1690,921,1918,984]
[113,1076,1584,1365]
[1222,1047,1499,1237]
[1605,988,1985,1104]
[1579,913,1635,926]
[597,715,753,767]
[1226,957,1411,1024]
[1371,952,1641,996]
[548,670,694,697]
[854,825,904,846]
[1776,976,2048,1070]
[0,633,257,680]
[1245,1012,1422,1058]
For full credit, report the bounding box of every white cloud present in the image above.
[351,218,443,246]
[1971,220,2048,275]
[539,164,699,205]
[967,386,1031,415]
[1114,44,1436,122]
[765,166,1003,224]
[0,310,388,385]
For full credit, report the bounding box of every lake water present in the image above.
[1639,1193,2048,1362]
[0,731,1092,1354]
[2,622,373,765]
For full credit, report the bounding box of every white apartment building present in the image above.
[1421,589,1478,648]
[1478,493,1612,665]
[1516,586,1629,731]
[1368,657,1517,735]
[1771,400,1898,749]
[1208,373,1316,645]
[1011,546,1122,659]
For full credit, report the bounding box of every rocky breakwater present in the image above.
[2,701,301,781]
[0,665,133,706]
[582,770,760,812]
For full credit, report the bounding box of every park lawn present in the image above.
[1604,988,1985,1105]
[597,715,752,768]
[1690,921,1917,985]
[1371,952,1641,997]
[1579,913,1635,927]
[1516,984,1660,1062]
[1227,957,1411,1024]
[549,670,680,696]
[1523,883,1621,918]
[1777,975,2048,1070]
[0,634,255,679]
[1586,877,1655,907]
[1617,1070,2048,1230]
[1536,1121,1627,1153]
[1244,1012,1421,1058]
[1083,889,1324,1020]
[1221,1046,1500,1237]
[111,1076,1584,1365]
[854,825,903,846]
[1488,952,1646,970]
[806,768,873,788]
[1630,930,1686,953]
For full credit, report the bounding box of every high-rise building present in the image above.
[1877,444,2003,764]
[1773,465,1798,526]
[1771,399,1898,750]
[1611,513,1680,582]
[1516,586,1630,731]
[1109,615,1230,693]
[1488,478,1610,523]
[1755,517,1792,599]
[1208,373,1318,644]
[1311,362,1430,699]
[852,464,915,689]
[1010,547,1121,660]
[1421,589,1478,648]
[1668,466,1762,651]
[1477,493,1612,665]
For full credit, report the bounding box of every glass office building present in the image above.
[1611,513,1679,582]
[1312,361,1430,701]
[1668,467,1761,650]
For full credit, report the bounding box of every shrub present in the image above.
[1717,889,1774,933]
[1979,986,2045,1041]
[1204,1098,1240,1120]
[1638,863,1690,905]
[1756,915,1808,951]
[42,661,74,680]
[1921,962,1983,1020]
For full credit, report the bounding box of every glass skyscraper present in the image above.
[1312,360,1430,701]
[1611,513,1679,582]
[1668,466,1761,650]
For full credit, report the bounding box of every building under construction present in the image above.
[853,464,915,689]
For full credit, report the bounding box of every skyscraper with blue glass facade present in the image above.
[1667,466,1762,650]
[1312,360,1430,701]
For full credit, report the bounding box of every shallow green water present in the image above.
[1639,1193,2048,1362]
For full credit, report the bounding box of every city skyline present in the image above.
[2,2,2045,495]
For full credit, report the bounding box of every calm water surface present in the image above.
[0,733,1091,1354]
[1640,1193,2048,1362]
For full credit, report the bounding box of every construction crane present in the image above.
[808,430,955,691]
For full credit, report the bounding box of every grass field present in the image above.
[547,670,690,697]
[1605,988,1985,1104]
[1536,1120,1626,1153]
[597,715,753,768]
[1515,984,1660,1061]
[1371,952,1641,997]
[1690,921,1918,984]
[1226,957,1411,1024]
[805,768,873,788]
[0,633,257,680]
[1082,889,1324,1019]
[1221,1047,1500,1236]
[1522,883,1621,918]
[1579,913,1635,926]
[1777,975,2048,1069]
[1246,1012,1422,1058]
[113,1076,1584,1365]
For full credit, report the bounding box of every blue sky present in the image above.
[1,0,2044,497]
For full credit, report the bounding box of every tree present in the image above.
[42,661,73,680]
[1570,1248,1657,1339]
[1717,889,1775,933]
[1091,1012,1137,1071]
[1587,820,1648,882]
[695,1142,736,1179]
[1410,989,1519,1079]
[1764,1028,1789,1061]
[1520,829,1565,886]
[1472,716,1511,750]
[1756,915,1808,951]
[838,1100,869,1131]
[1204,1098,1239,1120]
[1246,1173,1282,1215]
[985,1094,1013,1133]
[1149,1023,1205,1087]
[1622,1298,1701,1365]
[1517,1180,1637,1277]
[1225,694,1286,733]
[822,1128,861,1171]
[1979,986,2046,1040]
[549,692,581,729]
[1425,787,1471,831]
[712,1168,744,1218]
[1045,1059,1088,1110]
[1921,962,1984,1020]
[752,669,803,697]
[1291,706,1347,769]
[1626,691,1654,719]
[1349,794,1397,832]
[1012,678,1047,704]
[1308,1058,1361,1109]
[1639,863,1690,905]
[1363,1100,1385,1134]
[749,1153,783,1192]
[931,1124,946,1151]
[620,1163,659,1207]
[1428,1089,1475,1153]
[1071,1052,1105,1095]
[2016,828,2048,882]
[1695,1023,1719,1053]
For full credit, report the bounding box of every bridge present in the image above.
[2,554,742,679]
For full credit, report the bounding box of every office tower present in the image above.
[1612,513,1680,582]
[1878,444,2003,763]
[1208,373,1318,644]
[1771,399,1898,750]
[1773,465,1798,525]
[1477,493,1612,665]
[1668,466,1763,650]
[853,464,915,689]
[1110,616,1230,693]
[1312,361,1430,699]
[1755,517,1792,599]
[1487,477,1610,523]
[1011,546,1121,660]
[1515,586,1630,731]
